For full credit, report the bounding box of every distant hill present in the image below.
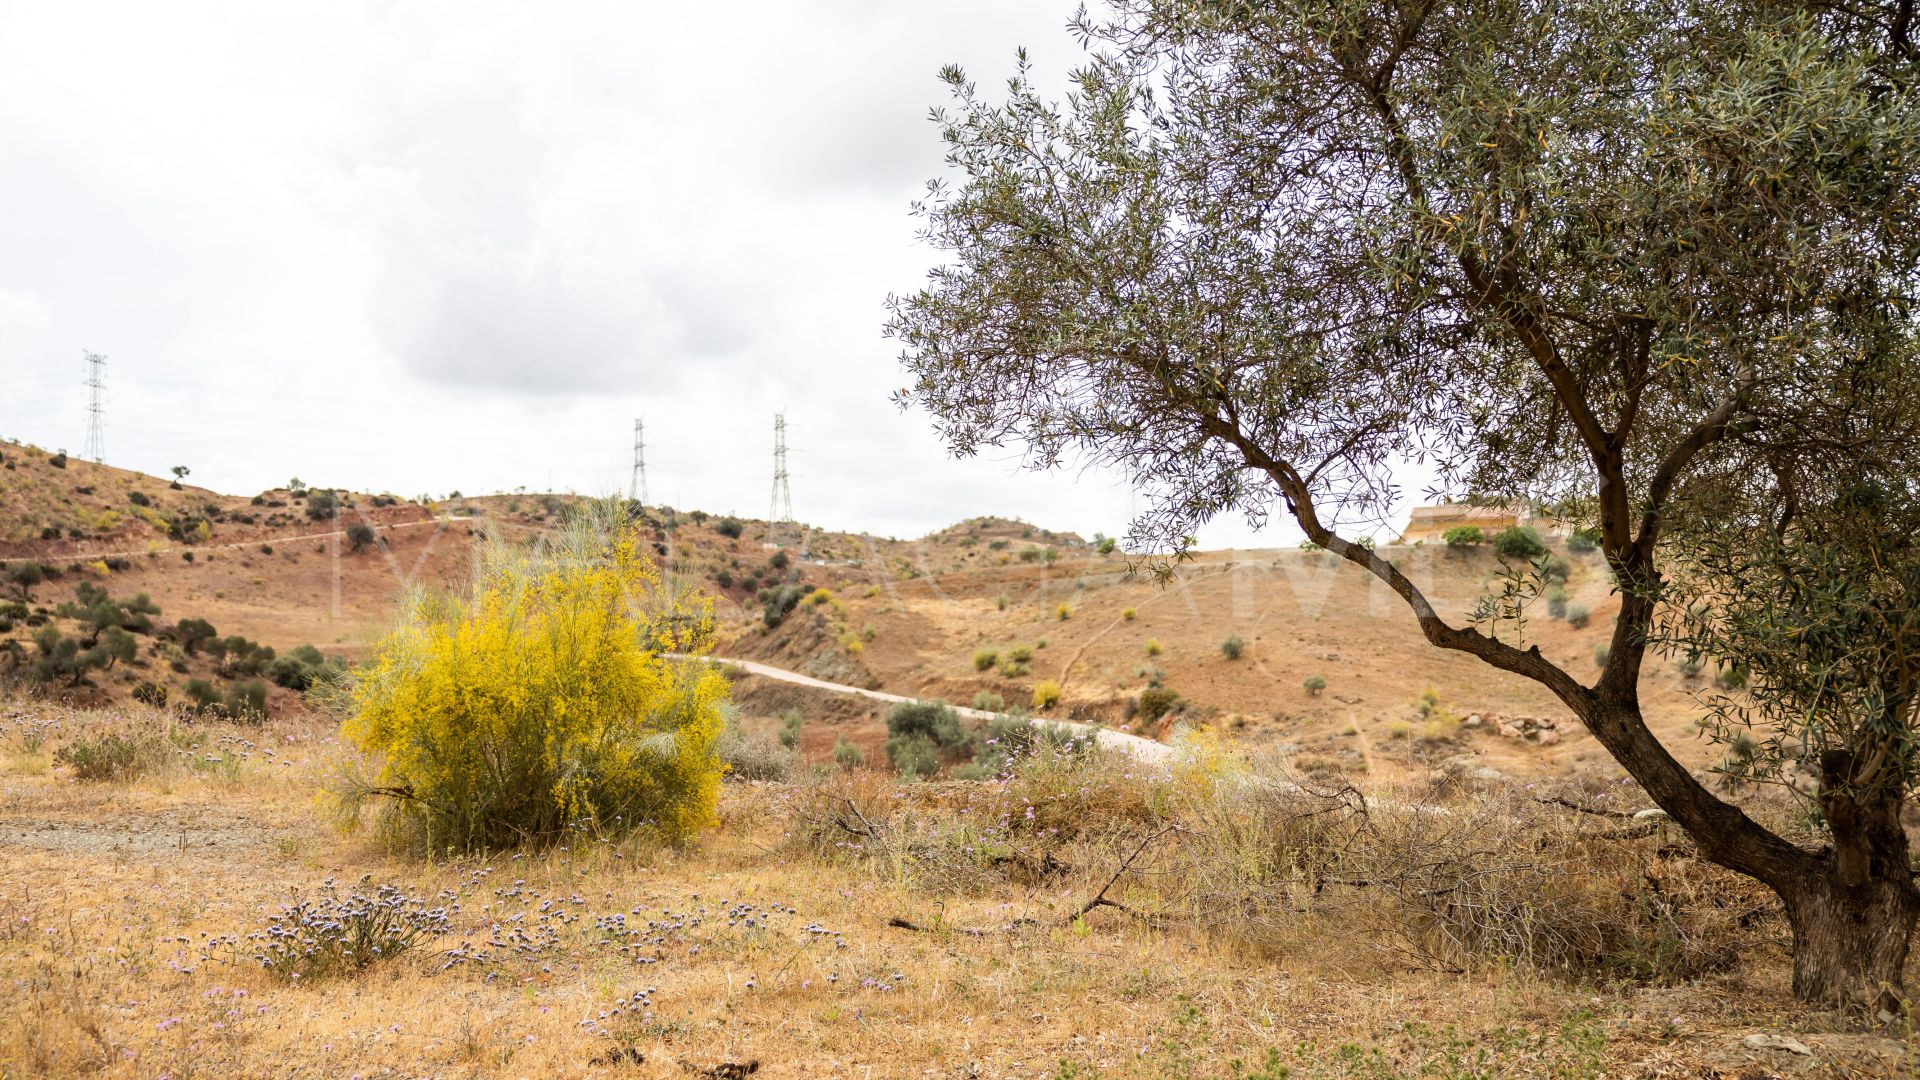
[0,444,1717,789]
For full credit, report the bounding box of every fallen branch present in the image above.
[830,796,884,840]
[1065,824,1180,925]
[1533,795,1636,820]
[885,914,1036,937]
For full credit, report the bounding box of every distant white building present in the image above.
[1395,499,1571,545]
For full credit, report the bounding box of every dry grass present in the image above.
[1,697,1915,1079]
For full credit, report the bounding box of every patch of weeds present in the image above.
[54,732,165,782]
[202,879,455,981]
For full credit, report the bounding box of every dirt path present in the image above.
[700,655,1174,762]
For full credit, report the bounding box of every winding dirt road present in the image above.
[696,655,1175,762]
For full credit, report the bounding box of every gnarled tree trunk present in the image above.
[1781,866,1918,1015]
[1779,750,1920,1015]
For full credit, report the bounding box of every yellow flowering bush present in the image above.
[340,508,727,850]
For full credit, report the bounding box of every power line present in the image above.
[629,417,648,506]
[768,410,794,544]
[83,351,106,463]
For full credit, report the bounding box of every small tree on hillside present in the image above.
[174,617,217,655]
[5,562,43,602]
[888,2,1920,1009]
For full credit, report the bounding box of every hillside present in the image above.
[0,447,1721,786]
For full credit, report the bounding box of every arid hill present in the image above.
[0,445,1722,789]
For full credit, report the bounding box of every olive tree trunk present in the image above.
[1778,751,1920,1014]
[1782,867,1918,1015]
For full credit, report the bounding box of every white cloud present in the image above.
[0,1,1354,549]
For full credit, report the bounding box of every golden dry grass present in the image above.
[2,698,1916,1079]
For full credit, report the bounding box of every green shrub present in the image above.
[184,678,220,712]
[305,489,339,521]
[209,635,275,678]
[1545,586,1569,619]
[715,518,745,539]
[1144,638,1163,657]
[55,733,163,782]
[1567,528,1600,553]
[1566,605,1592,629]
[1492,525,1548,561]
[338,513,727,849]
[887,733,941,778]
[1007,643,1034,663]
[1137,685,1180,723]
[1594,644,1610,668]
[831,735,865,770]
[132,682,170,707]
[268,645,339,692]
[1097,537,1118,555]
[995,593,1010,611]
[970,691,1005,712]
[224,680,269,721]
[1442,525,1484,548]
[760,583,810,628]
[1220,634,1245,660]
[346,522,378,552]
[972,648,998,672]
[1303,674,1328,696]
[778,708,804,749]
[884,700,972,763]
[1541,556,1572,584]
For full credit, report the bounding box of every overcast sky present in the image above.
[0,2,1423,548]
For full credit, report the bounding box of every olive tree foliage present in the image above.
[1664,463,1920,811]
[887,0,1920,1009]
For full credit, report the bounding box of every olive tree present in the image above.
[887,0,1920,1010]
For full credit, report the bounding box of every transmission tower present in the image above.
[83,351,106,463]
[768,411,794,543]
[629,418,648,506]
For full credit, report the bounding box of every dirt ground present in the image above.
[3,700,1916,1080]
